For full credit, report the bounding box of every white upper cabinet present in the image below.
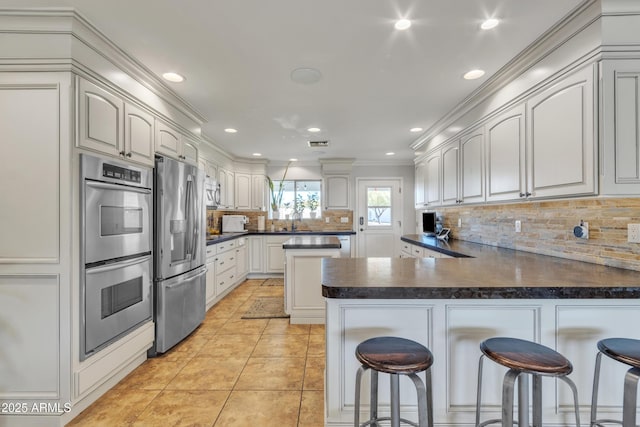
[324,175,350,210]
[77,78,124,158]
[251,174,267,211]
[441,140,460,205]
[155,120,198,165]
[486,104,526,202]
[485,65,596,202]
[460,130,485,203]
[234,172,251,210]
[414,160,426,208]
[601,59,640,194]
[424,151,441,206]
[218,167,235,209]
[526,65,596,198]
[123,102,155,166]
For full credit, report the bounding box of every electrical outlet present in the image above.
[325,217,330,223]
[515,220,521,233]
[457,218,462,227]
[629,224,640,243]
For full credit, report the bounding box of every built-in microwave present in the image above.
[205,178,220,209]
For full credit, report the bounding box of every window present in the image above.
[366,186,392,226]
[273,180,322,219]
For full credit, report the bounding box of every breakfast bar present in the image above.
[321,240,640,427]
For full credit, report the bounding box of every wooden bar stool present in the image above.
[354,336,434,427]
[591,338,640,427]
[475,337,580,427]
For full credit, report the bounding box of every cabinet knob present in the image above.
[119,150,125,156]
[126,152,132,158]
[519,193,526,198]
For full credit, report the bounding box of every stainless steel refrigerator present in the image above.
[150,155,206,355]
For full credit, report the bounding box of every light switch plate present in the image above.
[629,224,640,243]
[340,217,348,223]
[515,220,521,233]
[325,217,330,223]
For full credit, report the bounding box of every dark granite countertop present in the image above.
[207,230,355,246]
[283,236,341,250]
[322,239,640,299]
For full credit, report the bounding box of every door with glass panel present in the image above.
[356,179,403,257]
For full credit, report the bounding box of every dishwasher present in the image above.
[337,236,351,258]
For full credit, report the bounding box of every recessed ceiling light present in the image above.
[386,152,395,156]
[307,127,321,133]
[162,72,185,83]
[289,158,298,162]
[410,127,423,133]
[394,19,411,30]
[290,68,322,84]
[224,128,238,133]
[463,69,485,80]
[480,18,500,30]
[252,153,262,157]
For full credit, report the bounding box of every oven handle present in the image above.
[86,254,151,275]
[86,180,152,195]
[165,267,207,289]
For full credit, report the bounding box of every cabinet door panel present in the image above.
[414,161,426,208]
[78,78,123,156]
[155,121,181,158]
[601,60,640,194]
[325,175,350,209]
[235,173,251,210]
[441,142,459,205]
[527,66,595,197]
[425,153,441,205]
[486,105,525,201]
[252,174,267,210]
[182,138,198,165]
[461,132,484,203]
[124,103,154,166]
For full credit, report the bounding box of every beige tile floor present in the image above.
[67,278,325,427]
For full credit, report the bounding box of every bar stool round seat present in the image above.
[476,337,580,427]
[591,338,640,427]
[354,336,434,427]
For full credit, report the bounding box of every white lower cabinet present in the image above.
[400,241,451,258]
[249,236,264,273]
[235,237,248,280]
[205,245,217,310]
[325,299,640,426]
[265,235,289,273]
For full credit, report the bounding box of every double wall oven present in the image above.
[80,154,153,360]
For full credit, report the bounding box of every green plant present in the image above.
[306,193,319,211]
[294,194,305,214]
[267,161,291,211]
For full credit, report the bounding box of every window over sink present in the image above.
[273,180,322,219]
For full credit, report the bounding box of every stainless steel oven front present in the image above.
[80,154,153,360]
[81,153,152,264]
[83,254,152,358]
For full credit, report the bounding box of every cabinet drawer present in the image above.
[215,239,237,253]
[205,245,217,261]
[216,249,236,271]
[216,268,236,294]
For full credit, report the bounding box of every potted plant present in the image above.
[267,161,291,219]
[294,194,305,217]
[306,193,319,218]
[283,202,292,220]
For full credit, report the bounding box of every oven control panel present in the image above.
[103,163,141,183]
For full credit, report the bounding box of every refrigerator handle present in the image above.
[189,175,198,261]
[185,176,193,260]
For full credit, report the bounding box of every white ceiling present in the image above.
[3,0,586,162]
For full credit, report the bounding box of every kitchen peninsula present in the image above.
[283,235,341,324]
[321,239,640,427]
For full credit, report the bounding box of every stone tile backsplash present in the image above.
[436,197,640,271]
[208,209,353,233]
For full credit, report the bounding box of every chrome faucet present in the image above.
[291,211,299,232]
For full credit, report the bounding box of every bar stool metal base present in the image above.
[354,365,432,427]
[591,342,640,427]
[475,338,580,427]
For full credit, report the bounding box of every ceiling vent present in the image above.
[308,140,329,147]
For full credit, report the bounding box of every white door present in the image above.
[356,179,403,257]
